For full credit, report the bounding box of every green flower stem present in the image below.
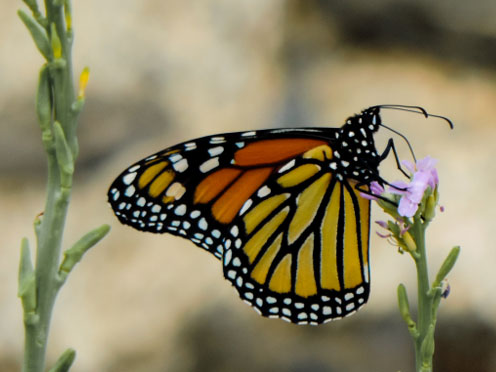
[400,216,460,372]
[18,0,106,371]
[44,0,78,156]
[410,216,433,372]
[24,156,72,371]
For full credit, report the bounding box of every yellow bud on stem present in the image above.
[402,231,417,253]
[50,23,62,59]
[78,67,90,99]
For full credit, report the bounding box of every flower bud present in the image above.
[50,23,62,59]
[424,193,437,221]
[78,67,90,99]
[402,231,417,252]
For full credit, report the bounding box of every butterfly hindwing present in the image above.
[221,149,371,324]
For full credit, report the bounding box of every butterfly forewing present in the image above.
[108,128,339,259]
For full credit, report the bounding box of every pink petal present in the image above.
[360,181,384,200]
[417,156,437,172]
[375,220,388,229]
[429,168,439,189]
[401,159,416,174]
[376,231,392,239]
[398,196,418,217]
[389,180,408,195]
[399,224,410,235]
[408,172,430,203]
[370,181,385,195]
[360,192,378,200]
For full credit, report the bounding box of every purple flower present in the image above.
[360,181,384,200]
[389,156,439,217]
[375,221,391,238]
[402,156,439,189]
[376,231,391,239]
[375,220,388,229]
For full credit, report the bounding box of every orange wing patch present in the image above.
[194,168,242,204]
[212,167,274,224]
[201,138,332,225]
[234,138,327,166]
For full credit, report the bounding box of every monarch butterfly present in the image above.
[108,104,452,325]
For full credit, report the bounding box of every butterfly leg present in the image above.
[380,138,410,179]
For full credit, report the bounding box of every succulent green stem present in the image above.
[18,0,107,371]
[398,216,460,372]
[410,216,434,371]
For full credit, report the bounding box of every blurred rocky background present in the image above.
[2,0,496,371]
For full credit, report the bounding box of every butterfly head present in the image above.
[338,106,381,142]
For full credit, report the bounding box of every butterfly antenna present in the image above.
[374,104,454,129]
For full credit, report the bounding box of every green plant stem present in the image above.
[24,158,71,371]
[45,1,78,156]
[411,217,434,372]
[398,218,459,372]
[18,1,103,371]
